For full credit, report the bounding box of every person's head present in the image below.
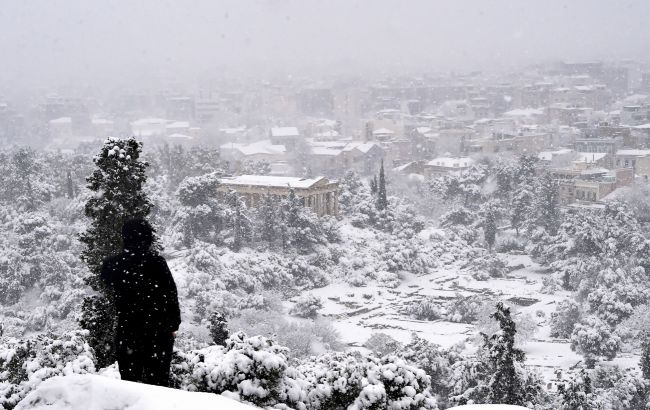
[121,218,154,250]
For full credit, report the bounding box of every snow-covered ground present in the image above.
[16,374,257,410]
[297,254,639,381]
[454,406,528,410]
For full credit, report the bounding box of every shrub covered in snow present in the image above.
[0,331,95,409]
[466,252,507,281]
[170,331,304,407]
[297,352,438,410]
[550,299,583,339]
[443,295,483,324]
[290,294,323,319]
[172,333,438,410]
[363,333,403,357]
[400,334,462,408]
[228,310,342,358]
[406,297,443,321]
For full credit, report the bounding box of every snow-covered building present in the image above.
[131,118,168,137]
[615,149,650,180]
[218,175,339,216]
[551,162,634,204]
[305,140,384,176]
[49,117,73,139]
[270,127,301,149]
[91,118,114,138]
[220,140,287,164]
[423,156,475,178]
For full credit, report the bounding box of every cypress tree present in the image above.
[258,192,277,244]
[208,311,229,347]
[558,369,592,410]
[66,169,75,199]
[482,302,527,405]
[225,190,251,251]
[78,137,153,368]
[641,338,650,380]
[370,176,378,195]
[377,160,388,211]
[536,172,560,236]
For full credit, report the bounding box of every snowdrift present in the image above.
[16,374,258,410]
[454,405,529,409]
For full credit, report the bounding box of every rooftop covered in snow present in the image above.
[270,127,300,137]
[219,175,330,189]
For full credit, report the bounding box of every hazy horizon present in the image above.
[1,0,650,94]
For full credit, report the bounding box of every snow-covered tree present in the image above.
[550,299,583,339]
[510,184,534,236]
[280,189,329,253]
[450,302,542,406]
[289,294,323,318]
[78,137,153,368]
[376,160,388,211]
[223,190,252,251]
[557,369,593,410]
[570,316,621,368]
[256,192,278,245]
[429,165,488,207]
[175,172,225,246]
[481,302,531,405]
[534,172,560,235]
[641,338,650,380]
[478,200,500,251]
[208,311,229,347]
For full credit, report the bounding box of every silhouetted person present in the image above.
[100,219,181,386]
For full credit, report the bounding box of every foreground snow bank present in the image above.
[454,406,528,409]
[16,374,257,410]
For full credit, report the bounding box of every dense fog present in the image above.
[2,2,650,410]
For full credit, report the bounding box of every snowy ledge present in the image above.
[454,406,529,409]
[15,374,258,410]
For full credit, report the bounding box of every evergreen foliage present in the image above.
[78,137,153,368]
[557,369,593,410]
[535,172,561,235]
[478,200,500,251]
[377,160,388,211]
[642,338,650,380]
[256,192,278,244]
[223,190,252,251]
[208,311,229,347]
[481,302,529,405]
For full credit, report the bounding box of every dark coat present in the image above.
[100,248,181,339]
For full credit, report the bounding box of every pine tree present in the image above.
[258,192,277,244]
[225,190,252,251]
[482,302,527,406]
[177,172,224,245]
[641,337,650,380]
[557,369,592,410]
[510,185,533,236]
[12,148,40,211]
[377,160,388,211]
[78,137,153,368]
[479,200,500,251]
[370,176,378,195]
[65,169,75,199]
[280,188,325,253]
[208,311,229,347]
[536,172,561,236]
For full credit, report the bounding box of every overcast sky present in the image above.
[1,0,650,91]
